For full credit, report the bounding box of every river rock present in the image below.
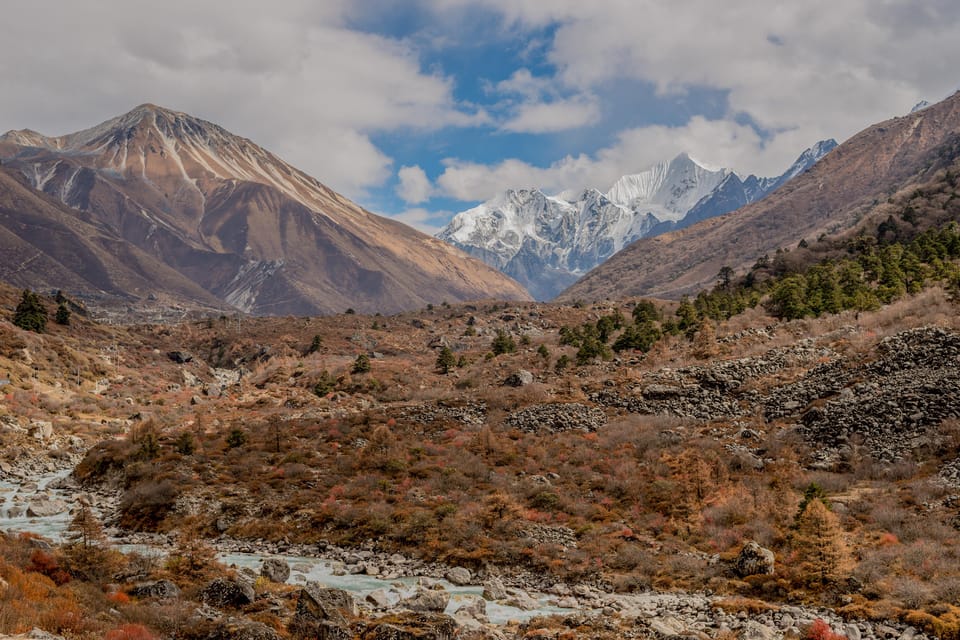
[200,578,255,608]
[482,578,507,601]
[129,580,180,599]
[504,590,539,611]
[402,587,451,612]
[260,558,290,583]
[26,499,68,517]
[735,541,775,577]
[366,588,394,608]
[445,567,472,586]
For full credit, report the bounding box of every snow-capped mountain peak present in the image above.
[438,140,836,300]
[606,152,730,223]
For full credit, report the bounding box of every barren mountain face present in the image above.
[0,104,529,315]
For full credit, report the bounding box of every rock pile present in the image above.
[504,403,606,434]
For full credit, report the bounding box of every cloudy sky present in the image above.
[2,1,958,233]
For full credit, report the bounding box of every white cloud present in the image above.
[0,1,480,199]
[431,0,960,180]
[437,116,780,202]
[501,95,600,133]
[396,165,435,204]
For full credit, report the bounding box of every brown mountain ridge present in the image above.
[558,91,960,303]
[0,104,530,315]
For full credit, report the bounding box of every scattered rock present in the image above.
[504,403,606,434]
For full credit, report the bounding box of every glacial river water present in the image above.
[0,471,569,625]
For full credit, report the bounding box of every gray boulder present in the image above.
[361,612,459,640]
[504,370,534,387]
[445,567,472,586]
[129,580,180,599]
[26,499,69,517]
[482,578,507,601]
[402,587,451,612]
[200,578,255,608]
[294,583,357,629]
[735,541,775,577]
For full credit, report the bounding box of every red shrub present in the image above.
[104,623,155,640]
[804,619,846,640]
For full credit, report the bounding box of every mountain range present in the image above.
[558,91,960,303]
[0,105,529,316]
[438,141,836,300]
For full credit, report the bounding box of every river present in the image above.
[0,470,571,625]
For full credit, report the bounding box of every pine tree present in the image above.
[13,289,47,333]
[67,501,106,550]
[491,329,516,356]
[435,346,456,374]
[352,352,371,374]
[792,498,851,586]
[55,301,71,326]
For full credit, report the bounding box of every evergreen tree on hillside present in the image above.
[13,289,47,333]
[55,301,71,326]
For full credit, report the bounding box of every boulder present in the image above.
[200,578,255,608]
[294,583,357,628]
[26,499,69,517]
[29,421,53,441]
[128,580,180,599]
[260,558,290,583]
[366,588,394,608]
[401,587,450,613]
[360,612,459,640]
[201,618,280,640]
[735,541,775,577]
[503,370,534,387]
[445,567,472,586]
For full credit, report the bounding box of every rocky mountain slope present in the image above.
[0,165,224,310]
[439,143,835,300]
[558,91,960,303]
[0,104,529,315]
